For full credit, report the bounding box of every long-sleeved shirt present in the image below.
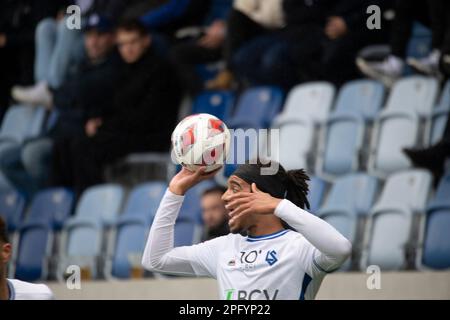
[142,189,352,300]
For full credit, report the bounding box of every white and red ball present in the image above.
[171,113,231,172]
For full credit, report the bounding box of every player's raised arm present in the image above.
[141,167,222,276]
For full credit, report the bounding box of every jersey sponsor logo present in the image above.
[225,289,279,300]
[265,250,278,266]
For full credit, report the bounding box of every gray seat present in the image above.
[317,80,385,178]
[270,82,335,171]
[58,184,125,280]
[361,170,432,271]
[318,173,379,270]
[426,80,450,146]
[369,76,439,177]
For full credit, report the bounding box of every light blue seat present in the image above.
[110,182,167,278]
[369,76,439,177]
[58,184,125,280]
[418,173,450,270]
[13,188,74,281]
[361,170,432,271]
[271,83,335,171]
[175,219,201,247]
[307,176,327,214]
[192,91,234,122]
[223,87,283,176]
[318,174,378,270]
[318,80,385,177]
[0,105,46,189]
[178,180,216,223]
[0,190,25,232]
[228,86,284,130]
[428,80,450,146]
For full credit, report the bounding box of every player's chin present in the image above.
[228,222,244,234]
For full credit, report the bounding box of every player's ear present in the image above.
[1,243,11,264]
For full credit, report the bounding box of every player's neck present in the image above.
[248,221,285,237]
[0,277,8,300]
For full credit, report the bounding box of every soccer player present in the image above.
[142,162,352,300]
[0,217,54,300]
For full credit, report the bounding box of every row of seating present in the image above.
[2,168,449,282]
[192,77,449,181]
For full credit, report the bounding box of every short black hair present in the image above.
[116,18,149,36]
[202,185,227,197]
[0,216,9,244]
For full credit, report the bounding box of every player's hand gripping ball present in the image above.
[172,113,231,173]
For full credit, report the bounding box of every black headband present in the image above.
[233,164,287,199]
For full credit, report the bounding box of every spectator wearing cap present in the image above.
[50,19,182,194]
[0,13,122,195]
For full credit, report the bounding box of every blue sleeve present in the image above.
[140,0,191,29]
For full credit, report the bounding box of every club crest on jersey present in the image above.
[265,250,278,266]
[227,259,236,266]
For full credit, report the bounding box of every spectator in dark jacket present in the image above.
[0,14,122,195]
[51,19,182,194]
[0,0,61,117]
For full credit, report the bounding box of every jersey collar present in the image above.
[247,229,289,242]
[6,279,15,300]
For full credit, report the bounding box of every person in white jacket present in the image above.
[142,161,352,300]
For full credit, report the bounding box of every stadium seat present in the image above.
[178,180,216,223]
[12,188,74,281]
[0,105,47,189]
[417,173,450,270]
[361,170,432,271]
[192,91,234,122]
[174,219,202,247]
[109,182,167,279]
[273,82,335,125]
[369,76,439,177]
[427,80,450,146]
[271,82,335,171]
[222,87,283,177]
[307,176,327,214]
[227,86,284,130]
[318,174,379,269]
[58,184,125,280]
[317,80,385,177]
[0,190,25,232]
[0,105,46,146]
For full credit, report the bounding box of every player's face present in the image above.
[222,176,256,233]
[0,241,11,277]
[116,30,151,64]
[84,30,115,61]
[201,192,228,229]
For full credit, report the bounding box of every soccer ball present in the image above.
[171,113,231,172]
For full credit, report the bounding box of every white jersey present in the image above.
[7,279,54,300]
[142,190,352,300]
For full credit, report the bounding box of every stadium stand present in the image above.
[0,190,25,233]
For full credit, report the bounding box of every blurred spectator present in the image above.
[120,0,210,38]
[0,0,61,117]
[50,19,182,194]
[200,186,229,241]
[206,0,286,90]
[170,0,232,95]
[0,14,121,195]
[357,0,450,86]
[404,116,450,183]
[11,0,127,107]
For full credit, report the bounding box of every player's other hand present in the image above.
[169,167,220,196]
[225,183,282,231]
